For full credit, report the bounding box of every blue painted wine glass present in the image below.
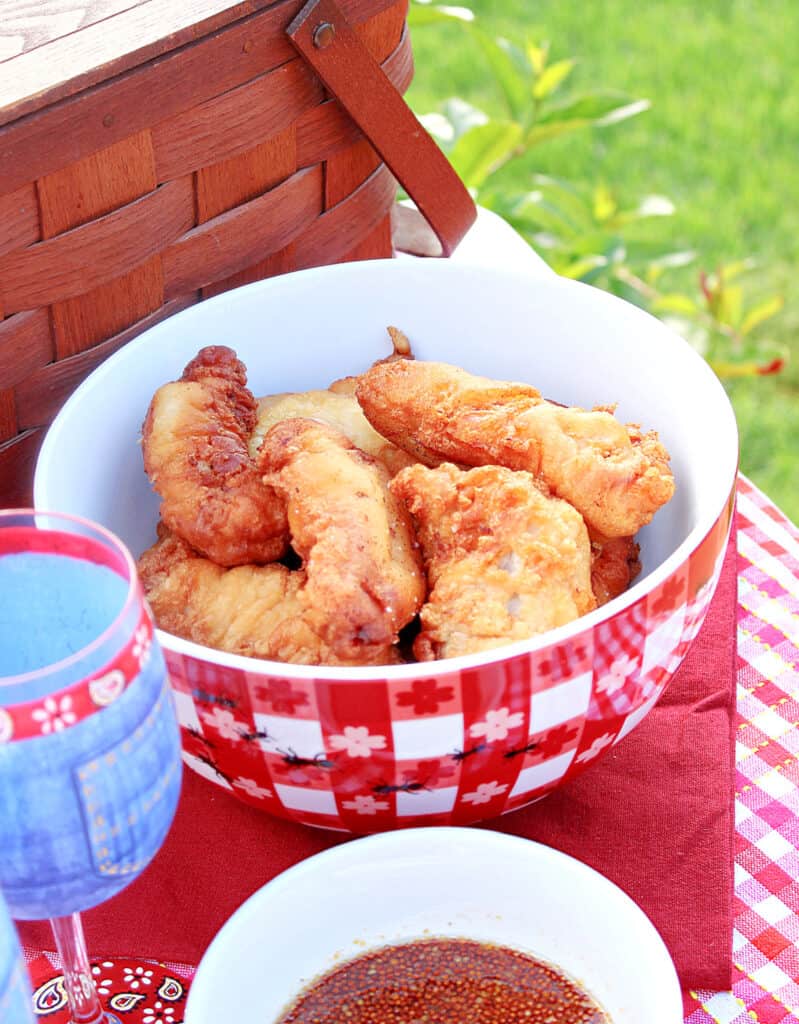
[0,886,35,1023]
[0,509,183,1024]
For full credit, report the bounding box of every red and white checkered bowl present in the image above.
[35,260,738,832]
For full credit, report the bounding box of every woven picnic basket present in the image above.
[0,0,475,508]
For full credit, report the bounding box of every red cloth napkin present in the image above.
[20,526,738,993]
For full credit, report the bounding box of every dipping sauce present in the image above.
[275,938,610,1023]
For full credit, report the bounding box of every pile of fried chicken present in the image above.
[137,332,675,666]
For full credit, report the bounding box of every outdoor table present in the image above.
[14,209,799,1023]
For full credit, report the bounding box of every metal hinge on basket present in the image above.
[288,0,477,256]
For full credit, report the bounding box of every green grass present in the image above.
[406,0,799,521]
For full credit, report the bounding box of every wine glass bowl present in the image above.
[0,510,182,918]
[0,509,183,1021]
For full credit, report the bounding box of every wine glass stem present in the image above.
[50,913,106,1024]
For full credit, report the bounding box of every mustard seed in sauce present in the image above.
[275,938,610,1023]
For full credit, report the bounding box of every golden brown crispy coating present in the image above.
[390,462,596,661]
[357,360,675,538]
[141,346,288,566]
[250,390,416,476]
[357,359,539,467]
[328,325,414,397]
[138,526,399,666]
[259,418,425,664]
[589,531,642,607]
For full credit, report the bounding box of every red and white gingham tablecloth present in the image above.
[681,475,799,1023]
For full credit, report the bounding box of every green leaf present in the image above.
[536,91,649,126]
[607,274,651,308]
[740,295,785,335]
[716,284,743,328]
[527,175,595,229]
[711,348,788,378]
[593,183,617,223]
[448,121,523,188]
[603,240,627,265]
[470,28,531,120]
[650,293,699,315]
[595,98,651,125]
[717,258,756,283]
[559,254,608,279]
[510,191,582,237]
[532,58,576,99]
[407,4,475,27]
[524,118,591,146]
[525,40,549,75]
[609,194,675,228]
[562,230,621,257]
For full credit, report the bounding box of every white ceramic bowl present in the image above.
[184,827,683,1023]
[34,260,738,831]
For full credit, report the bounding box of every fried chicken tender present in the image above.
[357,360,675,538]
[137,526,398,666]
[328,325,414,397]
[250,390,416,475]
[390,462,596,661]
[590,531,642,607]
[142,346,288,566]
[259,418,425,664]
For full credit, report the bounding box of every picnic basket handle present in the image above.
[288,0,477,256]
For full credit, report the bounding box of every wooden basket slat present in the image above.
[382,25,414,97]
[14,295,199,433]
[52,258,166,360]
[162,165,324,300]
[0,0,399,196]
[0,176,194,314]
[0,429,42,505]
[293,161,396,270]
[296,100,362,171]
[38,131,158,236]
[338,214,393,264]
[201,242,299,301]
[152,62,322,185]
[0,184,40,258]
[0,311,53,391]
[0,390,15,441]
[326,138,381,207]
[354,0,408,56]
[37,130,165,359]
[196,126,298,223]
